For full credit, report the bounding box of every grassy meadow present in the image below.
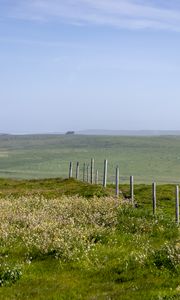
[0,135,180,299]
[0,178,179,299]
[1,134,180,183]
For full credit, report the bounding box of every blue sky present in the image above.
[1,0,180,133]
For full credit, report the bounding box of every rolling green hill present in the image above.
[0,134,180,183]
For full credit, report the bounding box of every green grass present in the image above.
[0,178,179,299]
[120,184,178,218]
[0,135,180,299]
[0,213,179,300]
[0,177,178,219]
[1,134,180,183]
[2,254,179,300]
[0,177,178,216]
[0,177,113,199]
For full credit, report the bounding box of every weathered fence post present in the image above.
[76,162,79,180]
[95,170,99,184]
[130,175,134,204]
[87,164,90,183]
[103,159,108,187]
[115,166,119,197]
[83,163,86,182]
[90,158,94,184]
[152,182,156,215]
[69,162,73,178]
[175,185,179,225]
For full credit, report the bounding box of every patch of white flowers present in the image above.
[0,196,121,261]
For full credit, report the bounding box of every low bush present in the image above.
[0,263,22,286]
[151,242,180,272]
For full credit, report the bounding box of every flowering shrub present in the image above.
[0,196,120,261]
[151,242,180,271]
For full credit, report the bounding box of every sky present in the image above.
[1,0,180,133]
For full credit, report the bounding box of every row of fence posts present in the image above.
[152,182,179,224]
[69,158,115,190]
[68,159,179,225]
[69,159,108,187]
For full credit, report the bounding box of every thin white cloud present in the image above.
[3,0,180,31]
[0,36,85,48]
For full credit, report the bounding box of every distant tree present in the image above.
[65,131,75,135]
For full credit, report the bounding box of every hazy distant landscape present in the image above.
[77,130,180,136]
[2,130,180,136]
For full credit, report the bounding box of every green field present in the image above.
[1,134,180,183]
[0,134,180,299]
[0,178,179,300]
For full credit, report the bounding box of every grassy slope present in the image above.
[0,178,178,219]
[1,134,180,182]
[0,177,113,199]
[0,178,180,300]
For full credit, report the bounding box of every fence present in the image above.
[68,158,180,225]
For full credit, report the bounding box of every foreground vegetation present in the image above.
[0,178,179,299]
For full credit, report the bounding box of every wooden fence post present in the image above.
[175,185,179,225]
[95,170,99,184]
[87,164,90,183]
[103,159,108,187]
[130,175,134,204]
[83,163,86,182]
[115,166,119,197]
[69,162,73,178]
[90,158,94,184]
[152,182,156,215]
[76,162,79,180]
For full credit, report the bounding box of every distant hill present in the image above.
[0,133,11,136]
[2,130,180,137]
[77,129,180,136]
